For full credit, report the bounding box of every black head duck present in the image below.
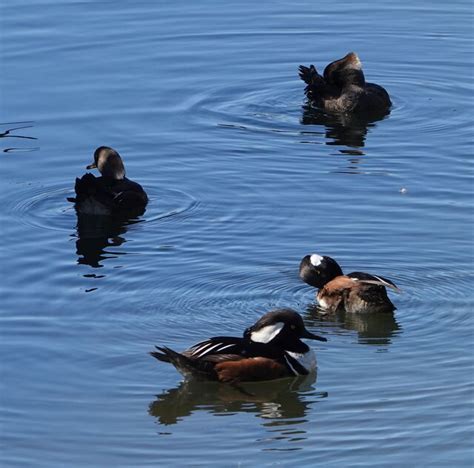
[299,253,400,314]
[151,308,327,383]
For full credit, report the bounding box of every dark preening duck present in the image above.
[299,254,400,314]
[150,309,327,383]
[299,52,391,117]
[68,146,148,217]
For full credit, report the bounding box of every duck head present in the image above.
[87,146,126,180]
[244,308,326,350]
[323,52,366,89]
[299,254,344,289]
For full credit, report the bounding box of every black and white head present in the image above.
[299,253,344,289]
[87,146,126,180]
[244,309,326,350]
[323,52,365,88]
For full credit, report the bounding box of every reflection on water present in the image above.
[2,0,473,464]
[150,375,327,448]
[306,305,400,346]
[73,214,141,269]
[300,104,390,165]
[0,121,39,153]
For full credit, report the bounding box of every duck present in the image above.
[299,253,400,314]
[67,146,148,217]
[299,52,391,117]
[150,308,327,383]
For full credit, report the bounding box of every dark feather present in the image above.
[347,271,400,292]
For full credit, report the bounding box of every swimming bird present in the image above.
[299,52,391,117]
[150,309,327,383]
[299,253,400,313]
[68,146,148,217]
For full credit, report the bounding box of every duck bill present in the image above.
[302,329,327,342]
[86,163,97,169]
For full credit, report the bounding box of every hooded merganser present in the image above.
[150,308,327,383]
[299,254,400,314]
[67,146,148,217]
[299,52,391,117]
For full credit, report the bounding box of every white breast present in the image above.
[317,295,329,310]
[286,350,317,373]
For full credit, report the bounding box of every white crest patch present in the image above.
[250,322,284,344]
[310,254,323,267]
[286,350,317,372]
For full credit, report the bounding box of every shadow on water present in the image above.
[305,304,401,346]
[0,121,39,153]
[72,214,142,270]
[149,375,327,445]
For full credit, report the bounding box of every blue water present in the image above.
[1,0,473,466]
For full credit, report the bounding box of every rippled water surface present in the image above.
[1,1,473,466]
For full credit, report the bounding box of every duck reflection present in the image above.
[149,375,326,438]
[73,214,140,269]
[300,104,390,160]
[306,304,400,346]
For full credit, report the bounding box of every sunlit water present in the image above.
[1,0,473,466]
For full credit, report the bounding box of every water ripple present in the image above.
[9,184,198,232]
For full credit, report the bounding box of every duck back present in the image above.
[71,173,148,217]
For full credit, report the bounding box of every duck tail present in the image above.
[150,346,216,379]
[74,173,98,197]
[299,65,318,84]
[150,346,173,363]
[298,65,326,100]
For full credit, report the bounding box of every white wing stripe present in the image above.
[373,274,391,287]
[215,343,235,352]
[284,355,300,376]
[191,342,213,356]
[196,342,225,357]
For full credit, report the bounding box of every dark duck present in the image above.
[150,309,327,383]
[299,52,391,118]
[68,146,148,217]
[299,254,400,314]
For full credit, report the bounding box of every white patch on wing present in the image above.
[215,343,235,352]
[372,275,392,288]
[310,254,323,267]
[191,342,236,357]
[191,342,213,356]
[196,342,224,357]
[250,322,284,343]
[286,350,317,372]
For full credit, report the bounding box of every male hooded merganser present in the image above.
[150,309,327,383]
[299,254,400,314]
[299,52,391,117]
[68,146,148,217]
